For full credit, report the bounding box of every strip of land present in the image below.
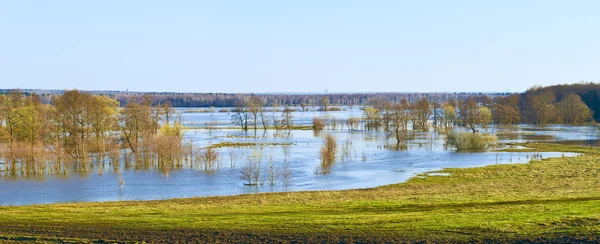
[1,143,599,243]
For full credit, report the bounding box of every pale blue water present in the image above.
[0,107,592,206]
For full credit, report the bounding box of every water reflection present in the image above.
[0,107,595,206]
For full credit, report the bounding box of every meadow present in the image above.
[1,143,599,243]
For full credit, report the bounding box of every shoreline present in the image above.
[0,144,575,207]
[1,143,599,242]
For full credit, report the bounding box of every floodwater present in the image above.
[0,107,593,206]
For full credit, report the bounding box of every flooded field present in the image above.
[0,107,592,206]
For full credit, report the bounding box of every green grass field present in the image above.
[1,143,600,243]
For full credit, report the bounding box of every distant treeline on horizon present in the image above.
[2,82,600,122]
[0,89,510,107]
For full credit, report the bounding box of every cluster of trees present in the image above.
[0,90,182,176]
[231,95,294,132]
[441,98,493,132]
[441,85,594,128]
[358,98,436,148]
[239,148,292,186]
[223,84,596,138]
[461,89,593,126]
[5,83,598,127]
[357,96,502,147]
[357,84,595,148]
[521,84,596,124]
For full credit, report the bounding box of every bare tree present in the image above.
[411,97,431,131]
[459,98,493,133]
[118,100,152,153]
[266,154,277,186]
[228,148,240,168]
[232,98,249,131]
[161,100,175,126]
[320,96,330,111]
[281,106,293,132]
[280,162,292,187]
[248,95,263,131]
[389,102,411,148]
[240,148,262,185]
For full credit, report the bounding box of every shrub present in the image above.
[313,117,325,131]
[147,135,183,167]
[319,134,338,172]
[446,132,497,151]
[283,107,296,112]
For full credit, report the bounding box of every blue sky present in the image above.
[1,1,598,93]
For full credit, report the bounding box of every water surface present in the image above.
[0,107,592,206]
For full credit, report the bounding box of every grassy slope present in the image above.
[1,143,600,243]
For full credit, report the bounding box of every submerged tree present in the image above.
[411,97,431,131]
[232,98,249,131]
[380,101,393,132]
[442,104,456,129]
[88,95,119,155]
[248,95,263,131]
[459,98,492,133]
[240,148,263,185]
[0,91,25,153]
[281,106,293,132]
[54,90,95,160]
[390,103,411,148]
[312,117,325,132]
[118,100,153,153]
[363,107,380,129]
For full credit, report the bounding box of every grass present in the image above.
[207,141,294,148]
[1,143,600,242]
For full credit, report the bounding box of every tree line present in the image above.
[303,84,596,149]
[1,83,597,178]
[0,90,186,176]
[0,89,506,107]
[520,82,598,124]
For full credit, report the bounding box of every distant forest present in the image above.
[0,89,506,108]
[520,83,600,122]
[2,82,600,124]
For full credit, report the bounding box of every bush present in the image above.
[313,117,325,131]
[148,135,183,165]
[283,107,296,112]
[446,132,497,151]
[319,134,338,172]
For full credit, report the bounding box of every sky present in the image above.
[1,1,599,93]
